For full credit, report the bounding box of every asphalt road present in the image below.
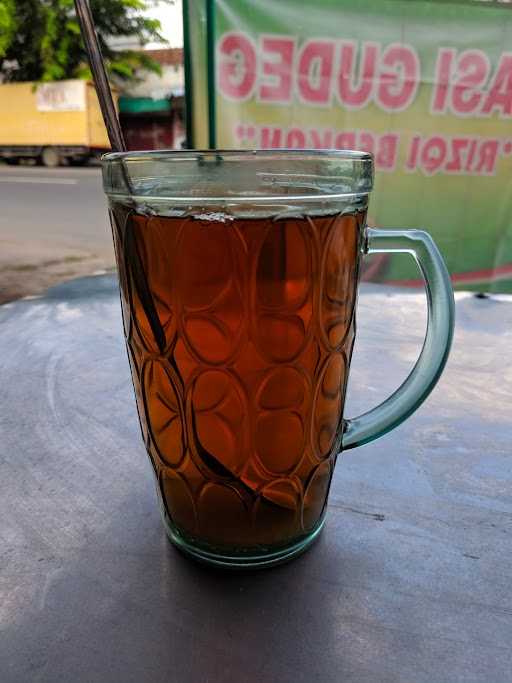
[0,164,115,302]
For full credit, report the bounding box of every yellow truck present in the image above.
[0,79,113,166]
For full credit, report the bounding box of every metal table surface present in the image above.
[1,275,511,682]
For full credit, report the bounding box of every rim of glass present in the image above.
[102,148,373,205]
[102,148,373,162]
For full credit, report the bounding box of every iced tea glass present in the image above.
[102,150,454,568]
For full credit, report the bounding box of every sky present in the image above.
[146,0,183,49]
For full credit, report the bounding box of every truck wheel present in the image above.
[4,158,20,165]
[69,156,90,167]
[40,147,60,168]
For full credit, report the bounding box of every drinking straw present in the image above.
[73,0,126,153]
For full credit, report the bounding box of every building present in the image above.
[118,48,185,150]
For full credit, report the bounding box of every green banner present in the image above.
[184,0,512,291]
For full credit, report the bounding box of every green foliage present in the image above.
[0,0,171,83]
[0,0,17,56]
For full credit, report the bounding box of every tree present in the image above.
[0,0,170,83]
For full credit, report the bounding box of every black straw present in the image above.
[73,0,126,152]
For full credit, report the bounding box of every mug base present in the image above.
[161,511,326,570]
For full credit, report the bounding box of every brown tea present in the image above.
[110,205,365,550]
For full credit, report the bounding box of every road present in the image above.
[0,165,115,302]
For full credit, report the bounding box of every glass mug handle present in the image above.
[343,228,455,450]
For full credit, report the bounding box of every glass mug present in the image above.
[102,150,454,569]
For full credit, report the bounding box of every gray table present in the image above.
[1,275,511,682]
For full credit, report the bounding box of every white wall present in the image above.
[124,63,184,99]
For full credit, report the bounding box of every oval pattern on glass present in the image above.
[255,412,304,474]
[191,369,247,476]
[257,366,306,410]
[312,353,345,460]
[254,479,301,544]
[197,482,250,545]
[109,211,132,341]
[160,470,196,535]
[142,359,185,468]
[321,215,357,348]
[256,314,306,362]
[256,221,310,310]
[127,342,148,446]
[303,460,332,532]
[136,216,175,338]
[183,314,234,364]
[176,221,234,310]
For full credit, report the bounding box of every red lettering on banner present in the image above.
[405,135,507,175]
[218,34,512,121]
[376,134,399,170]
[358,131,375,155]
[234,123,511,175]
[259,36,295,103]
[286,128,307,147]
[218,32,257,100]
[337,41,378,109]
[310,129,333,148]
[297,40,335,104]
[445,138,469,172]
[465,139,478,171]
[378,44,420,111]
[474,139,499,173]
[334,131,356,149]
[452,51,489,115]
[421,136,447,175]
[431,48,455,114]
[481,54,512,116]
[261,126,283,148]
[406,135,421,171]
